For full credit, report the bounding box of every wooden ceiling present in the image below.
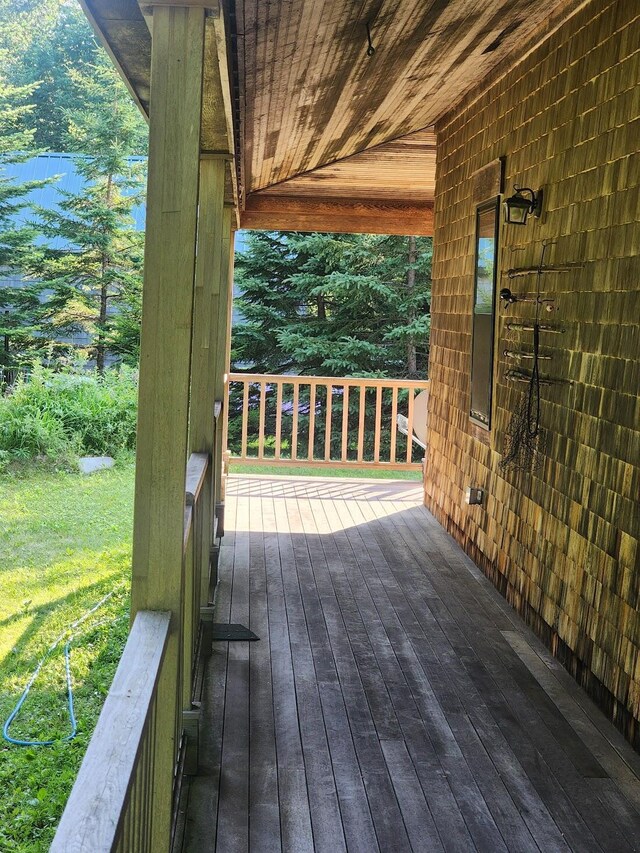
[254,129,436,201]
[235,0,586,193]
[81,0,585,232]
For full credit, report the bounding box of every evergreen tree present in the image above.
[233,231,431,378]
[2,0,148,154]
[0,77,51,384]
[25,57,146,371]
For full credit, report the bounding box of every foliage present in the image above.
[233,231,432,379]
[0,364,138,461]
[21,55,147,371]
[0,3,147,373]
[2,0,147,154]
[0,461,133,851]
[0,76,54,382]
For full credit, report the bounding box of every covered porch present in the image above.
[178,475,640,852]
[52,0,640,849]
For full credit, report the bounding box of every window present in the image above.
[470,198,499,429]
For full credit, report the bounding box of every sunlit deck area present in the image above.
[177,476,640,853]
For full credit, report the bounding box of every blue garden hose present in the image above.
[2,592,114,747]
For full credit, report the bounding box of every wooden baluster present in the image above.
[357,383,366,463]
[325,384,333,461]
[406,388,415,463]
[374,385,382,463]
[390,386,398,464]
[341,384,350,462]
[241,380,249,458]
[292,383,299,461]
[141,722,151,850]
[258,380,266,460]
[148,699,157,845]
[308,382,316,461]
[275,380,283,460]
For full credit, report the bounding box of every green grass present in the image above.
[229,462,422,480]
[0,460,135,851]
[0,456,417,849]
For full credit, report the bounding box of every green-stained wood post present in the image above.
[189,158,227,606]
[130,4,205,849]
[214,206,235,539]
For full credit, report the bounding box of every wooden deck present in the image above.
[178,476,640,853]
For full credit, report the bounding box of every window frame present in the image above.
[469,196,500,430]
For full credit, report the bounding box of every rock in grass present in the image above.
[78,456,115,475]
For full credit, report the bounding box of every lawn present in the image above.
[0,460,135,852]
[0,457,417,849]
[229,461,422,480]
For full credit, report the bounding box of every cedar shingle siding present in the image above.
[426,0,640,747]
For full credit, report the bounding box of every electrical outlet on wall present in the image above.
[465,487,484,506]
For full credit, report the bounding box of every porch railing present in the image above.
[51,451,214,853]
[50,610,170,852]
[227,373,429,470]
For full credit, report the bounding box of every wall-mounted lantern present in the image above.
[503,186,543,225]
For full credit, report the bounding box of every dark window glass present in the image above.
[470,199,499,428]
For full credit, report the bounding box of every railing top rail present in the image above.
[185,452,209,507]
[51,610,171,853]
[228,372,429,390]
[184,506,194,553]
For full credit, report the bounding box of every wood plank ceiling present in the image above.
[235,0,586,193]
[82,0,586,232]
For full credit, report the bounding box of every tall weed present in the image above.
[0,365,138,460]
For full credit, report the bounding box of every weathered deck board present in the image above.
[180,476,640,853]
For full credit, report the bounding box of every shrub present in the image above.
[0,364,138,460]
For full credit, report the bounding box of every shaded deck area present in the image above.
[179,476,640,853]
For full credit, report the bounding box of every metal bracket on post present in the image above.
[215,501,225,538]
[209,543,220,593]
[182,708,201,776]
[200,605,215,655]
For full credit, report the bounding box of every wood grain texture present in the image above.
[253,128,436,202]
[85,0,586,209]
[236,0,588,192]
[129,7,205,848]
[51,611,171,853]
[241,194,434,236]
[425,0,640,749]
[180,476,640,852]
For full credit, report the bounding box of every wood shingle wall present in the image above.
[425,0,640,748]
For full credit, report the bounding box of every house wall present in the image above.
[426,0,640,747]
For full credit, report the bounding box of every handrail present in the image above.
[54,447,216,851]
[185,452,209,506]
[184,506,194,553]
[51,611,171,853]
[230,371,427,389]
[227,373,429,470]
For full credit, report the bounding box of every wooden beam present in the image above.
[130,5,205,847]
[213,209,234,536]
[139,0,219,12]
[189,157,226,601]
[79,0,150,118]
[241,194,434,236]
[210,9,240,222]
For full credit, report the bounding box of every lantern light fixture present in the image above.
[503,186,543,225]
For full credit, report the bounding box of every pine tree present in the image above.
[233,231,431,378]
[0,77,51,384]
[2,0,148,154]
[25,56,146,371]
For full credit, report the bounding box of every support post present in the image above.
[214,209,235,539]
[190,157,226,606]
[130,5,205,848]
